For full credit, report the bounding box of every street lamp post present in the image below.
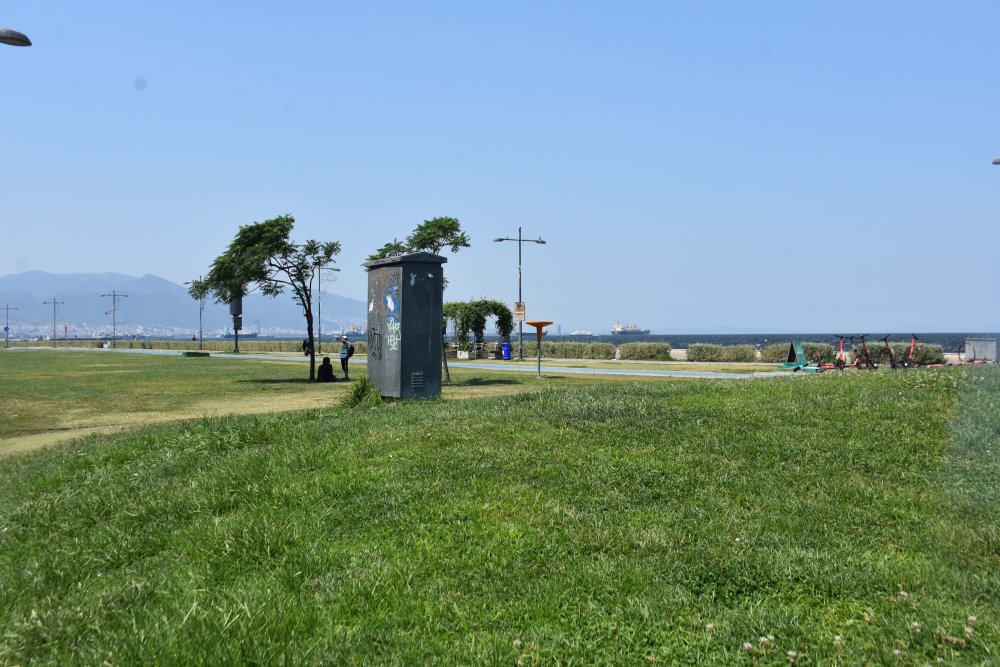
[184,278,205,350]
[493,227,546,360]
[0,28,31,47]
[314,263,340,356]
[316,264,323,355]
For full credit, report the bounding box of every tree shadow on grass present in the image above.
[237,378,317,385]
[450,378,523,387]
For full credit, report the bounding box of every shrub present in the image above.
[618,342,673,361]
[340,374,383,408]
[868,341,945,366]
[761,343,789,363]
[803,342,835,363]
[687,344,723,362]
[687,344,757,362]
[537,342,616,359]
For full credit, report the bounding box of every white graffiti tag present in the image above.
[386,317,401,351]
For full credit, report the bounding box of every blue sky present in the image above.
[3,2,999,333]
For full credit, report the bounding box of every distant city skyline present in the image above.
[3,2,998,332]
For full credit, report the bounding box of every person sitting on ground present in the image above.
[317,356,336,382]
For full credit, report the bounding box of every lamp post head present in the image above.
[492,237,505,242]
[536,238,546,244]
[993,158,1000,165]
[0,28,31,47]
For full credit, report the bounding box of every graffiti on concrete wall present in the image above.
[367,323,382,361]
[384,270,401,352]
[368,266,402,360]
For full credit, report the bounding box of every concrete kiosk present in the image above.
[364,252,447,399]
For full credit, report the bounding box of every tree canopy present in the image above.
[189,214,340,379]
[367,216,470,262]
[444,299,515,345]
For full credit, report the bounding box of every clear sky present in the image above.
[3,2,999,333]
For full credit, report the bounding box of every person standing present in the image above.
[338,335,354,380]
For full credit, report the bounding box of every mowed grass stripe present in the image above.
[1,364,996,664]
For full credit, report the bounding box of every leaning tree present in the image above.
[189,214,340,380]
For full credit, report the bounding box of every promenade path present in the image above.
[16,346,792,380]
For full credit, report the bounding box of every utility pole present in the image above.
[100,290,129,348]
[42,298,65,348]
[2,305,18,348]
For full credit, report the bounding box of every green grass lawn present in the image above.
[1,352,997,664]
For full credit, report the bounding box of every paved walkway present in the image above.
[10,346,793,380]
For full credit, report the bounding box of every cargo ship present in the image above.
[611,323,651,336]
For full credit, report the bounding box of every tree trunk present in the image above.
[442,344,451,383]
[306,312,316,380]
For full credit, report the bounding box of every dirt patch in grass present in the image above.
[0,391,343,458]
[0,380,545,457]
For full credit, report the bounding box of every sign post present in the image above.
[1,305,15,349]
[525,320,553,379]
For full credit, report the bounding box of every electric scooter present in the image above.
[880,336,903,369]
[900,334,918,368]
[815,336,846,371]
[851,335,878,370]
[834,335,848,370]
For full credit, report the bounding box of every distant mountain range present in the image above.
[0,271,366,337]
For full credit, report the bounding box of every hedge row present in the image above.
[687,343,758,362]
[761,341,944,366]
[618,342,673,361]
[14,337,945,365]
[870,342,945,366]
[539,342,617,359]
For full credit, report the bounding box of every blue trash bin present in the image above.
[501,341,511,360]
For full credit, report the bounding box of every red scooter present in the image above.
[834,335,848,370]
[880,336,903,369]
[900,334,919,368]
[816,335,847,370]
[851,335,878,370]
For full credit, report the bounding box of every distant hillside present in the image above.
[0,271,366,335]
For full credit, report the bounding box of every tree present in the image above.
[366,217,470,262]
[366,238,409,263]
[406,216,470,255]
[449,299,514,346]
[369,216,471,382]
[189,215,341,380]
